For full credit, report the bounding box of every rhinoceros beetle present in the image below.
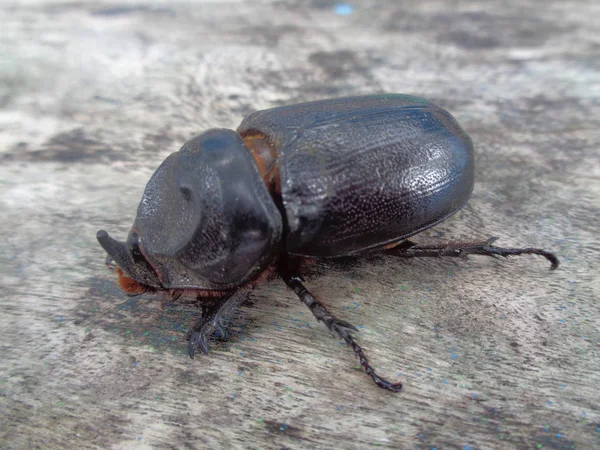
[97,94,558,392]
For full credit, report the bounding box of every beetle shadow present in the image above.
[79,275,252,354]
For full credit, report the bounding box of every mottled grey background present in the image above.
[1,0,599,449]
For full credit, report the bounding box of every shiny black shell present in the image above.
[238,94,474,257]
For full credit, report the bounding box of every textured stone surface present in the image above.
[1,1,598,448]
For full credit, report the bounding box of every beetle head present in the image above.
[98,129,282,292]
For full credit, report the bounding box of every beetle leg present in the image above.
[279,269,403,392]
[187,290,249,358]
[386,237,559,269]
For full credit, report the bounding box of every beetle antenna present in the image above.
[279,271,402,392]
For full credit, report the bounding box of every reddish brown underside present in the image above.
[383,241,404,250]
[116,266,150,295]
[114,262,280,300]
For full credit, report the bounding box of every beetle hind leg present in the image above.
[187,291,249,358]
[279,269,403,392]
[386,237,559,270]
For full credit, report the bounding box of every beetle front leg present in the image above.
[385,237,559,270]
[279,268,403,392]
[187,290,250,358]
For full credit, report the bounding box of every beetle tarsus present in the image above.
[280,270,402,392]
[334,319,359,332]
[186,291,249,358]
[386,237,559,270]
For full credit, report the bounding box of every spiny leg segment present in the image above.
[187,290,249,358]
[279,269,403,392]
[385,237,559,269]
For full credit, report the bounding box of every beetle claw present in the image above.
[478,239,560,270]
[335,320,359,332]
[187,322,215,358]
[215,321,227,338]
[186,291,249,359]
[188,338,197,358]
[188,331,210,357]
[484,236,500,246]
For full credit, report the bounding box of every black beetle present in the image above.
[97,94,558,392]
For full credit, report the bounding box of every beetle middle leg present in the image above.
[187,290,250,358]
[385,237,559,269]
[279,264,403,392]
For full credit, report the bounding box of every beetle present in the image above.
[97,94,559,392]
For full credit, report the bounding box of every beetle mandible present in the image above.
[97,94,559,392]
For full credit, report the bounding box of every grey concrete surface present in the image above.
[1,0,599,448]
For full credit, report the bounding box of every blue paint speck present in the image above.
[418,433,425,439]
[334,3,353,15]
[556,433,563,439]
[451,353,458,360]
[547,401,553,406]
[465,446,472,450]
[472,393,478,400]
